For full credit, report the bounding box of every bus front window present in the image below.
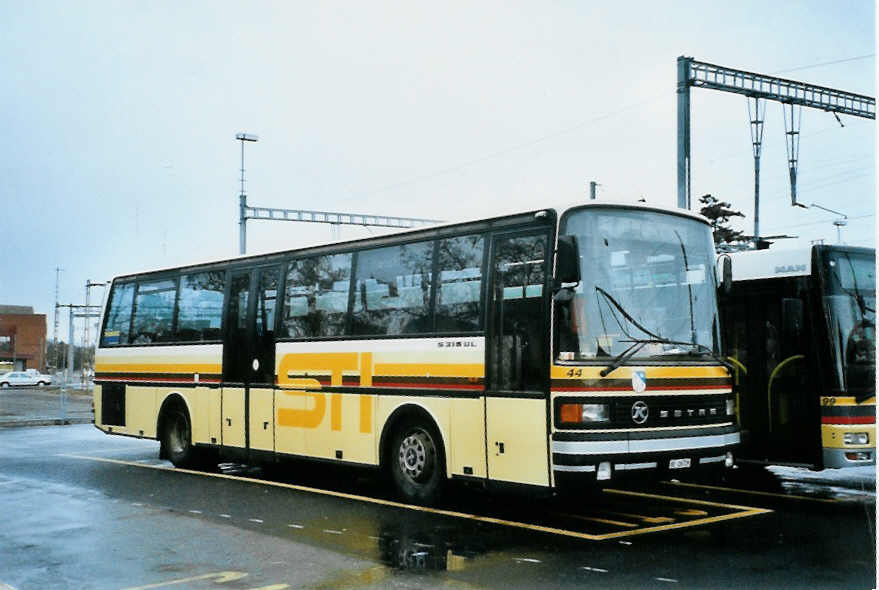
[555,207,720,362]
[820,250,876,397]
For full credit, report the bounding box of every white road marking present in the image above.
[514,558,542,564]
[618,540,632,546]
[219,514,231,518]
[188,510,202,515]
[249,518,264,524]
[287,524,304,529]
[655,577,679,583]
[323,529,343,535]
[581,566,608,573]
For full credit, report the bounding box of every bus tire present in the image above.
[388,418,445,505]
[161,407,198,468]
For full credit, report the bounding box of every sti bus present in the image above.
[93,202,739,504]
[719,245,875,469]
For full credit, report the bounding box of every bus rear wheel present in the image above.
[161,408,198,468]
[388,419,445,505]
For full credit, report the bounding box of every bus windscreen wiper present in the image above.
[594,286,663,377]
[600,337,732,376]
[595,286,732,376]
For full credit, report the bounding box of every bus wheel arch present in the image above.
[380,404,447,505]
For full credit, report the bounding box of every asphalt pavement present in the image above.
[0,424,875,589]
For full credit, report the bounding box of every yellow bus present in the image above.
[94,202,739,503]
[719,245,875,469]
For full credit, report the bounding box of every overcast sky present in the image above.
[0,1,874,342]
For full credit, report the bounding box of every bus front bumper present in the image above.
[551,428,740,484]
[822,447,875,469]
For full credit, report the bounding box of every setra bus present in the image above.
[719,244,875,469]
[93,201,739,503]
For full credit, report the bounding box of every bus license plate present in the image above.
[669,458,691,469]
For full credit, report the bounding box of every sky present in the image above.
[0,1,874,346]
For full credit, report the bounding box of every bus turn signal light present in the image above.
[560,403,610,424]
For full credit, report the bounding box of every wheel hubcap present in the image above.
[398,430,432,482]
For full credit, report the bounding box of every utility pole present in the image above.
[53,267,63,373]
[235,133,443,254]
[676,56,875,228]
[55,304,102,384]
[747,97,766,246]
[83,281,108,382]
[237,132,259,255]
[589,181,599,200]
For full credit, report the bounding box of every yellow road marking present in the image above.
[549,512,638,528]
[602,510,675,525]
[674,508,708,517]
[118,571,247,590]
[62,454,771,541]
[605,488,770,511]
[660,480,843,504]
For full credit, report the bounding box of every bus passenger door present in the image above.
[221,266,281,454]
[222,271,251,449]
[249,266,280,453]
[484,230,551,487]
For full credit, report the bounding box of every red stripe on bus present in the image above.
[377,382,485,391]
[821,416,876,425]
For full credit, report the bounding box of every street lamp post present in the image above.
[809,203,848,245]
[236,133,259,255]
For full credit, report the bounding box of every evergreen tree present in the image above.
[698,194,746,247]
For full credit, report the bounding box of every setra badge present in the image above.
[631,369,647,393]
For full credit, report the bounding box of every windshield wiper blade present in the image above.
[620,338,734,371]
[595,286,663,340]
[600,341,648,377]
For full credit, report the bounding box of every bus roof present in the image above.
[110,199,711,282]
[725,244,876,283]
[725,247,814,282]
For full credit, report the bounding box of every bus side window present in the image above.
[131,279,177,344]
[436,234,484,333]
[282,253,352,338]
[176,271,225,342]
[101,282,135,346]
[351,241,434,336]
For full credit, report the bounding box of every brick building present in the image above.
[0,305,47,372]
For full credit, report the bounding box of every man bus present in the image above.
[94,201,739,503]
[719,245,875,469]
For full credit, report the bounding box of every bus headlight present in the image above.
[560,403,610,424]
[726,399,735,416]
[844,432,870,445]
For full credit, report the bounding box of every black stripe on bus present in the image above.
[821,404,876,418]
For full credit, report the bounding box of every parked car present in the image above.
[0,371,52,387]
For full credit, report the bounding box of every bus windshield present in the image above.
[819,249,876,396]
[556,207,719,362]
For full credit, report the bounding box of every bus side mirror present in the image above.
[555,235,581,287]
[719,255,732,294]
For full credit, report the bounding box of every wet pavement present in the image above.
[0,424,875,589]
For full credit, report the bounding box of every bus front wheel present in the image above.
[388,419,445,505]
